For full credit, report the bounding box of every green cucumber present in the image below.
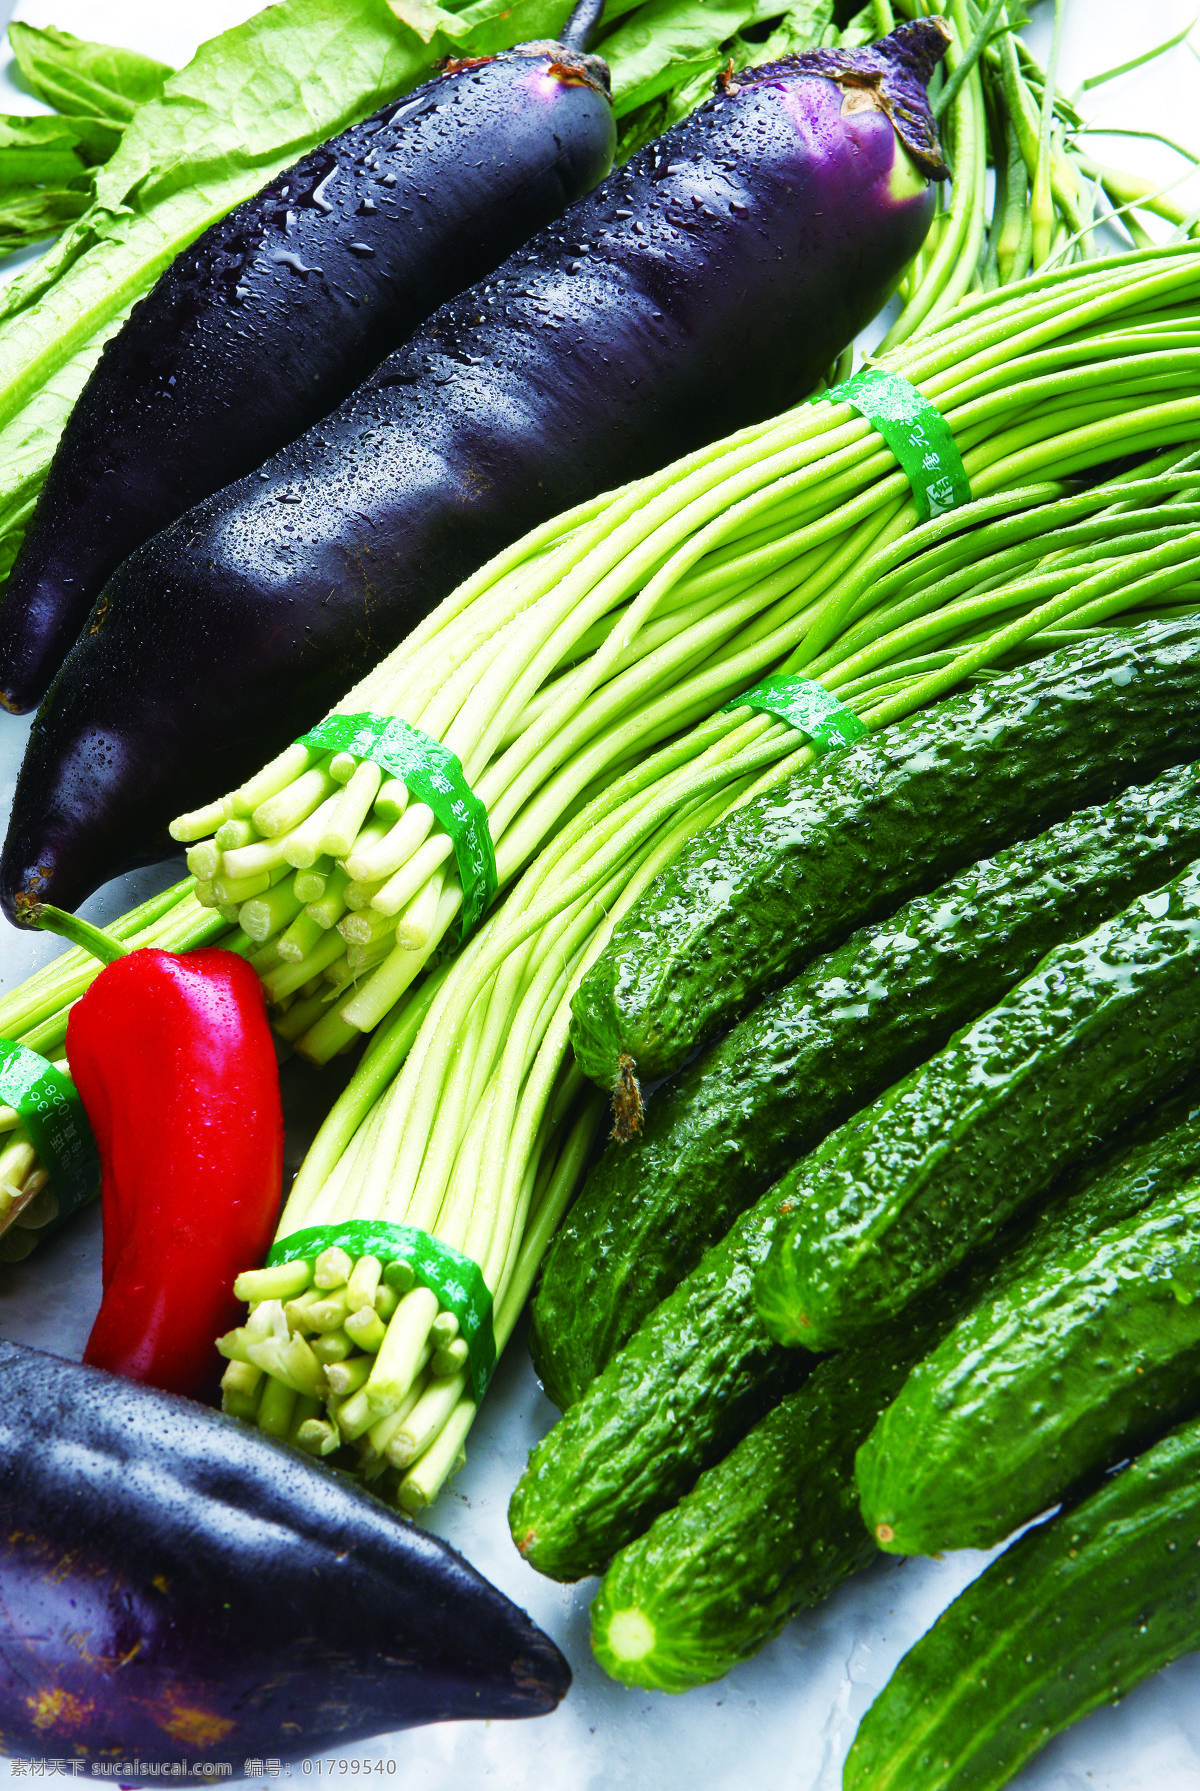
[589,1319,931,1691]
[754,858,1200,1353]
[509,1182,809,1582]
[860,1177,1200,1556]
[532,761,1200,1409]
[587,1079,1200,1689]
[511,1066,1200,1585]
[570,617,1200,1090]
[843,1411,1200,1791]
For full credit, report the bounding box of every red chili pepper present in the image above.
[66,947,283,1402]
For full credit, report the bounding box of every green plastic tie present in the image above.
[724,673,869,755]
[821,366,972,522]
[298,712,497,939]
[268,1219,495,1401]
[0,1040,99,1222]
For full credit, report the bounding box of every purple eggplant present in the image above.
[0,8,616,713]
[0,1338,568,1769]
[0,21,948,920]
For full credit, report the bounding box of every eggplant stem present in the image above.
[560,0,605,52]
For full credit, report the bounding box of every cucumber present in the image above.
[997,1072,1200,1271]
[859,1182,1200,1556]
[588,1079,1200,1689]
[511,1069,1200,1584]
[590,1318,931,1690]
[509,1182,809,1581]
[533,762,1200,1408]
[754,858,1200,1353]
[843,1411,1200,1791]
[569,617,1200,1090]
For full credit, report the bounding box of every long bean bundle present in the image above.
[172,245,1200,1072]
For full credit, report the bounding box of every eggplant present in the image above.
[0,6,616,712]
[0,21,948,920]
[0,1338,568,1769]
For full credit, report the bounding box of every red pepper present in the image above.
[66,947,283,1402]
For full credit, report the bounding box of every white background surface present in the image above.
[0,2,1199,1787]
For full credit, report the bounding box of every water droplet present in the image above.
[311,167,338,213]
[270,250,322,277]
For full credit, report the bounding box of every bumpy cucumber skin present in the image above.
[569,618,1200,1087]
[513,1067,1200,1582]
[860,1177,1200,1555]
[588,1082,1200,1689]
[843,1413,1200,1791]
[510,1186,809,1582]
[533,763,1200,1408]
[754,859,1200,1352]
[997,1073,1200,1273]
[590,1328,925,1690]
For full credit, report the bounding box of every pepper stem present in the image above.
[24,904,130,966]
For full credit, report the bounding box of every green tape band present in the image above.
[0,1040,99,1223]
[822,367,971,523]
[724,673,869,755]
[268,1219,496,1402]
[299,712,497,940]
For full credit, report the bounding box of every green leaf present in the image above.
[604,0,779,116]
[614,90,673,162]
[0,187,91,255]
[593,0,652,37]
[612,0,832,154]
[0,114,91,187]
[750,0,834,62]
[387,0,575,50]
[445,0,577,54]
[8,22,170,128]
[386,0,466,43]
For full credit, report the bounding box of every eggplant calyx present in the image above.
[433,42,612,100]
[738,18,953,182]
[515,42,612,96]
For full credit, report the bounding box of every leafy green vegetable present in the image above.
[0,114,90,187]
[388,0,575,52]
[0,186,90,257]
[601,0,781,117]
[753,0,834,59]
[8,21,170,127]
[0,27,178,265]
[611,0,832,161]
[7,22,171,163]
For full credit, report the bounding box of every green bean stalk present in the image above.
[172,246,1200,1071]
[0,1099,59,1261]
[875,0,1199,350]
